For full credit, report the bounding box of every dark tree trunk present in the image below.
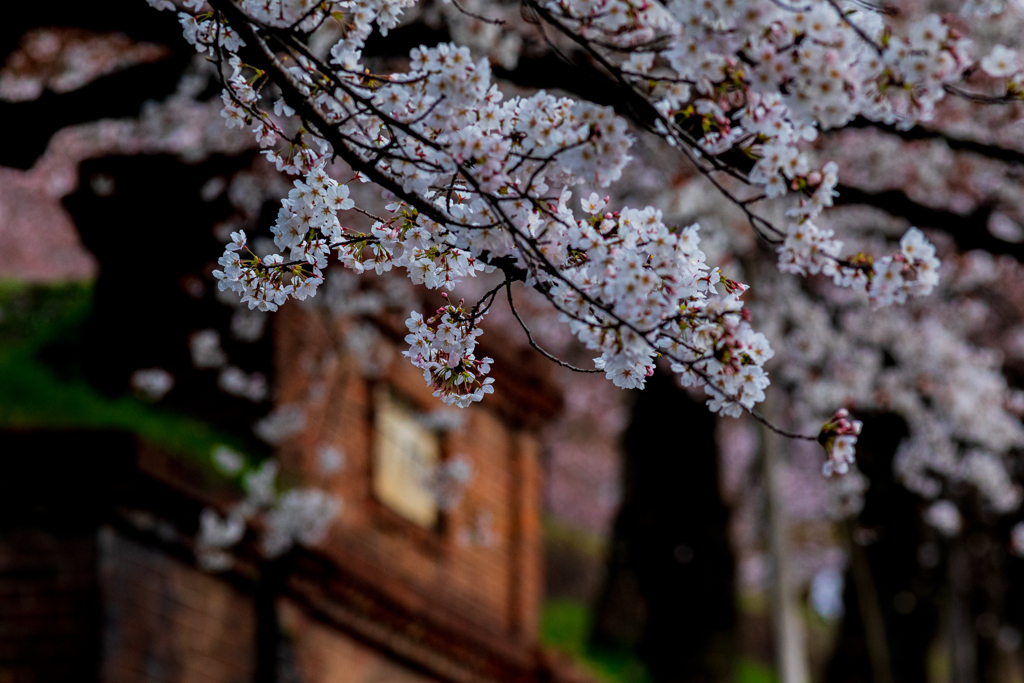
[591,372,736,683]
[825,414,939,683]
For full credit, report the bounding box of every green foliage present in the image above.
[540,598,591,654]
[540,598,651,683]
[540,597,779,683]
[0,281,92,347]
[0,281,242,467]
[543,515,608,558]
[734,657,778,683]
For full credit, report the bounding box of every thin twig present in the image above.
[468,279,507,322]
[450,0,506,26]
[505,282,602,373]
[208,0,819,441]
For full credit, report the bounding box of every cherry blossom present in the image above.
[403,303,495,408]
[924,500,963,537]
[819,409,863,477]
[195,450,343,569]
[210,446,244,476]
[189,329,228,369]
[148,0,1024,449]
[981,45,1020,78]
[130,367,175,401]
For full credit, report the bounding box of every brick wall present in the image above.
[0,522,258,683]
[272,305,547,650]
[278,598,433,683]
[98,527,255,683]
[0,385,560,683]
[0,527,99,683]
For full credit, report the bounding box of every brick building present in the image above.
[0,300,577,683]
[0,10,594,680]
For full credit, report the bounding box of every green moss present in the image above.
[540,598,651,683]
[540,598,780,683]
[0,281,243,468]
[0,280,93,347]
[540,598,591,655]
[734,658,778,683]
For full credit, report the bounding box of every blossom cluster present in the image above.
[213,158,362,310]
[188,328,268,401]
[818,409,863,477]
[924,499,963,537]
[537,0,992,301]
[129,367,175,401]
[780,220,940,307]
[176,4,244,56]
[403,303,495,408]
[762,249,1024,503]
[196,455,342,570]
[542,0,1004,197]
[148,0,991,426]
[547,201,775,415]
[185,13,759,409]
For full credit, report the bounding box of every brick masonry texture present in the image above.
[98,527,255,683]
[0,303,562,683]
[0,528,99,683]
[278,598,433,683]
[272,304,545,649]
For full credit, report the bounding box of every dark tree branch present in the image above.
[505,282,601,373]
[832,185,1024,261]
[202,0,818,440]
[847,116,1024,168]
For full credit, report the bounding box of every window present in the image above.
[371,387,441,529]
